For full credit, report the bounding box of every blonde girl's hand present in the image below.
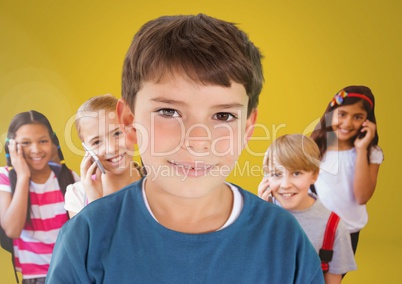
[7,139,30,179]
[258,177,273,202]
[80,153,103,203]
[354,120,376,150]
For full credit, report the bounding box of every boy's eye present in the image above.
[157,108,179,118]
[272,172,283,178]
[293,171,301,176]
[214,112,237,122]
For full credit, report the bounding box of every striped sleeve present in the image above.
[0,167,12,193]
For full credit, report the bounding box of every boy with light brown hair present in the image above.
[259,134,356,283]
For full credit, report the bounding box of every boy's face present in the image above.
[267,164,317,211]
[119,73,256,198]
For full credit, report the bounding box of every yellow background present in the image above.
[1,0,401,283]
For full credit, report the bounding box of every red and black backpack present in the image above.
[319,212,340,273]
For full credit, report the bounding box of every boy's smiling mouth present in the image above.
[277,192,297,199]
[168,160,213,171]
[166,160,217,179]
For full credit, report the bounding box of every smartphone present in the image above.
[266,186,273,203]
[82,143,106,174]
[358,127,366,139]
[261,182,273,203]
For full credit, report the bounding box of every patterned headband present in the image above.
[330,90,373,109]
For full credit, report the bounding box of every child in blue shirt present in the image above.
[46,14,324,283]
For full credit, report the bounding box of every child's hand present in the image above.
[258,177,272,202]
[354,120,376,149]
[80,153,103,203]
[7,139,30,179]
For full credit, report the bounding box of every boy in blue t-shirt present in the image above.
[46,14,324,283]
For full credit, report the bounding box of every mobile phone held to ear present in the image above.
[267,191,273,203]
[82,143,106,174]
[358,127,367,139]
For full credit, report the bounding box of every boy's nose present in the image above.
[280,175,292,188]
[183,124,211,155]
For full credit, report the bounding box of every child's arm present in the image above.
[0,140,31,238]
[64,183,81,219]
[353,151,380,204]
[353,120,380,204]
[324,273,342,284]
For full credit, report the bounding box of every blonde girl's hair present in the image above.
[264,134,321,174]
[75,94,118,140]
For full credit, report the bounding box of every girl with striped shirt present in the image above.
[0,110,78,283]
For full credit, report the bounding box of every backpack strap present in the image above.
[10,247,19,283]
[49,162,62,179]
[319,212,340,273]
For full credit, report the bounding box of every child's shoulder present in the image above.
[66,180,143,229]
[66,180,84,193]
[88,178,142,207]
[370,145,384,164]
[0,167,11,189]
[0,166,10,174]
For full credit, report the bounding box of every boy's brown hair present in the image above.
[122,13,264,117]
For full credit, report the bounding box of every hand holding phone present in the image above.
[258,176,272,202]
[82,143,106,174]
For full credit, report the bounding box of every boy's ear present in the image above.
[117,99,137,144]
[244,108,258,143]
[311,171,319,184]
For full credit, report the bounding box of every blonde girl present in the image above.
[64,94,142,218]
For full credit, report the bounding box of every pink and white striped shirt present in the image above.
[0,167,77,279]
